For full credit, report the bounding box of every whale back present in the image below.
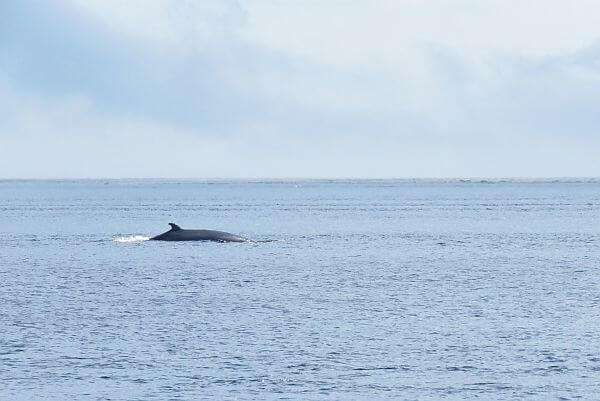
[150,223,247,242]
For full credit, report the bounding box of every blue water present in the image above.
[1,179,599,400]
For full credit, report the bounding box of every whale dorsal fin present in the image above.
[168,223,182,231]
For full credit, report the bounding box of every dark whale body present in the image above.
[150,223,248,242]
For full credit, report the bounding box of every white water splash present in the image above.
[113,235,150,243]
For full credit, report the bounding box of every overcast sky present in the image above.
[1,0,599,178]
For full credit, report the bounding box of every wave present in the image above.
[113,235,150,243]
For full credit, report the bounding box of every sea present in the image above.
[1,179,599,400]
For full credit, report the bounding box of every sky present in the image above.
[1,0,599,179]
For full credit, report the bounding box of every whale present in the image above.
[150,223,248,242]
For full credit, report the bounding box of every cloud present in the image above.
[1,0,599,178]
[0,0,259,132]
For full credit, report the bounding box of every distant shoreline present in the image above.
[1,177,599,184]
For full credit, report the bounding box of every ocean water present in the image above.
[1,179,599,400]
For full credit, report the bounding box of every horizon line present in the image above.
[1,176,599,182]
